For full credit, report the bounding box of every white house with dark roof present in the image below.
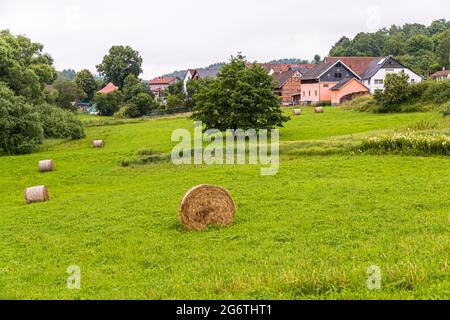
[360,56,423,93]
[183,68,219,92]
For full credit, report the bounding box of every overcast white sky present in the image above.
[0,0,448,79]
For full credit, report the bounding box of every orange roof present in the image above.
[97,82,119,94]
[324,57,382,77]
[149,77,178,85]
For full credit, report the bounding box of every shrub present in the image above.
[421,80,450,104]
[37,103,85,139]
[440,101,450,117]
[0,84,44,154]
[341,95,377,112]
[123,93,158,118]
[166,95,185,111]
[360,132,450,156]
[374,73,411,112]
[94,91,122,116]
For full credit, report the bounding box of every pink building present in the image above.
[330,78,369,105]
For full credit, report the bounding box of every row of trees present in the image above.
[329,19,450,76]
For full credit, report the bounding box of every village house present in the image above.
[183,68,219,92]
[272,69,302,105]
[430,68,450,81]
[301,56,422,105]
[251,63,315,105]
[149,76,179,99]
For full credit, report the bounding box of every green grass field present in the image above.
[0,107,449,299]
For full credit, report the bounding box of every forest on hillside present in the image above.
[329,19,450,77]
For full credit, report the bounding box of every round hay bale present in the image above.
[92,140,105,148]
[179,184,235,231]
[38,160,55,172]
[293,108,301,115]
[24,185,49,204]
[315,106,324,113]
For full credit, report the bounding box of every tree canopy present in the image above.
[192,54,289,131]
[96,45,143,88]
[75,69,98,101]
[0,30,57,102]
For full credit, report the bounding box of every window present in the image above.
[334,73,342,78]
[323,84,329,88]
[315,90,318,96]
[309,90,311,96]
[411,79,415,84]
[374,79,384,85]
[303,91,305,96]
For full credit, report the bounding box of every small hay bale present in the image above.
[315,106,324,113]
[179,184,235,231]
[92,140,105,148]
[38,160,55,172]
[24,185,49,204]
[293,108,301,115]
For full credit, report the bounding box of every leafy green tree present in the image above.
[166,95,185,111]
[53,79,86,109]
[313,54,321,64]
[0,83,44,154]
[185,78,212,111]
[406,34,433,54]
[75,69,98,101]
[94,91,122,116]
[57,69,77,80]
[329,36,351,56]
[121,74,151,102]
[192,54,289,131]
[124,93,158,118]
[427,19,448,36]
[384,33,406,55]
[374,72,410,112]
[0,30,57,102]
[96,46,143,88]
[436,30,450,68]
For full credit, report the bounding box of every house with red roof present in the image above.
[272,69,303,105]
[247,63,314,105]
[149,76,179,99]
[431,68,450,81]
[97,82,119,94]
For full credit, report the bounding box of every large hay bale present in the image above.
[25,185,49,204]
[315,106,324,113]
[92,140,105,148]
[293,108,301,115]
[179,184,235,231]
[38,160,55,172]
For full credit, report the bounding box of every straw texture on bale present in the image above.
[179,184,235,231]
[315,107,324,113]
[25,185,49,204]
[293,108,301,115]
[38,160,55,172]
[92,140,105,148]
